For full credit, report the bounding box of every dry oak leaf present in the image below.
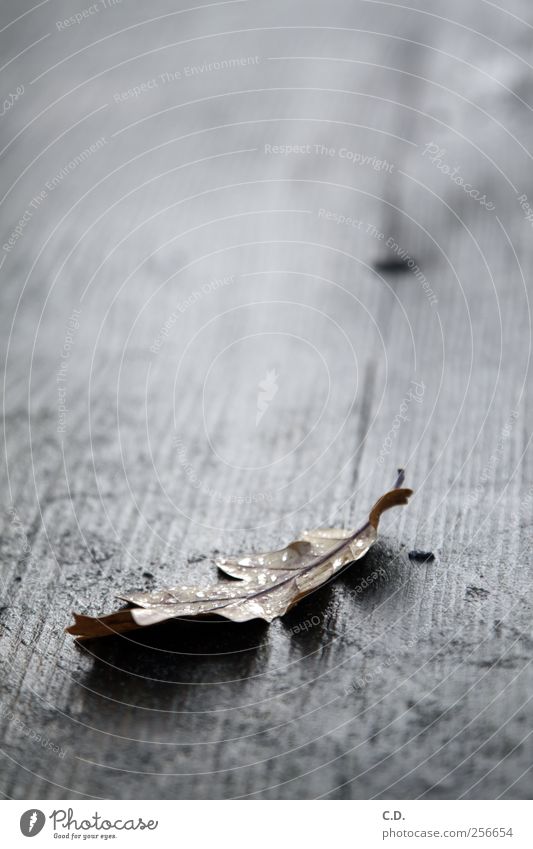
[67,471,412,639]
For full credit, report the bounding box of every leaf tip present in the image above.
[369,487,413,529]
[395,468,405,487]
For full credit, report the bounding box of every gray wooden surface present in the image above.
[0,0,532,799]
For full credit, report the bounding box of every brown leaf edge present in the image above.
[66,470,413,640]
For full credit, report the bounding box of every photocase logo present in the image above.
[20,809,45,837]
[255,368,279,426]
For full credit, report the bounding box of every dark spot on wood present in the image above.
[466,586,490,600]
[409,550,435,562]
[373,256,416,273]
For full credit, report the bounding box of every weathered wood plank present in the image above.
[0,0,531,799]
